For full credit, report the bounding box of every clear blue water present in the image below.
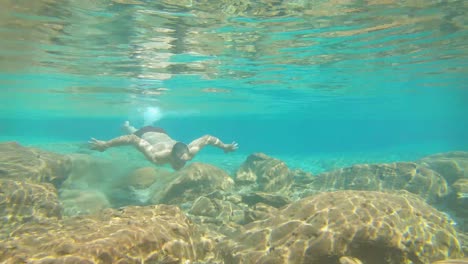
[1,1,468,262]
[1,0,468,175]
[1,1,467,162]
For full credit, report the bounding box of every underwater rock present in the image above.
[0,179,62,237]
[452,178,468,207]
[110,166,174,206]
[339,256,363,264]
[187,193,252,240]
[432,258,468,264]
[0,204,217,263]
[306,162,449,203]
[190,196,220,218]
[60,189,111,216]
[152,162,234,205]
[459,232,468,256]
[241,192,291,208]
[235,153,293,193]
[126,166,169,190]
[218,190,463,264]
[447,178,468,229]
[418,151,468,185]
[0,141,71,187]
[189,195,246,224]
[291,169,315,184]
[188,192,281,230]
[187,192,247,235]
[243,203,279,224]
[64,154,154,207]
[61,153,116,190]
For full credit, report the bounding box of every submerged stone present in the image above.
[0,179,62,238]
[151,162,234,205]
[60,189,111,216]
[235,153,293,193]
[189,195,246,226]
[453,179,468,202]
[339,256,363,264]
[112,166,174,206]
[243,203,279,224]
[61,153,117,190]
[418,151,468,185]
[447,178,468,230]
[306,162,449,203]
[0,205,217,263]
[218,190,463,264]
[241,192,291,208]
[0,142,71,187]
[125,166,169,190]
[190,196,221,218]
[432,258,468,264]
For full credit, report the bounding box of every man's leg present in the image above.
[122,121,138,134]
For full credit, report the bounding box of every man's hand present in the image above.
[88,138,108,152]
[223,141,238,153]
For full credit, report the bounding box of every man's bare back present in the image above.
[89,121,238,170]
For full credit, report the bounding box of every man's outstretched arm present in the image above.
[187,135,238,158]
[89,135,168,163]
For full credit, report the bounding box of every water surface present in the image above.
[1,0,467,162]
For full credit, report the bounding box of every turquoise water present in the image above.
[1,1,467,161]
[1,1,468,263]
[0,0,467,208]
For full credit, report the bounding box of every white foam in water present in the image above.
[142,106,163,125]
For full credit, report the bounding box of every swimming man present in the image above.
[89,121,238,170]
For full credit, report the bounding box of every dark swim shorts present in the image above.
[133,126,167,137]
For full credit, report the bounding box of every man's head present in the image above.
[170,142,190,170]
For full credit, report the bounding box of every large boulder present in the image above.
[188,191,284,235]
[111,166,174,206]
[0,179,62,238]
[125,166,165,190]
[0,142,71,187]
[418,151,468,184]
[218,190,463,264]
[235,153,293,193]
[306,162,449,203]
[151,162,234,205]
[0,205,217,263]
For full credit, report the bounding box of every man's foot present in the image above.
[122,121,136,134]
